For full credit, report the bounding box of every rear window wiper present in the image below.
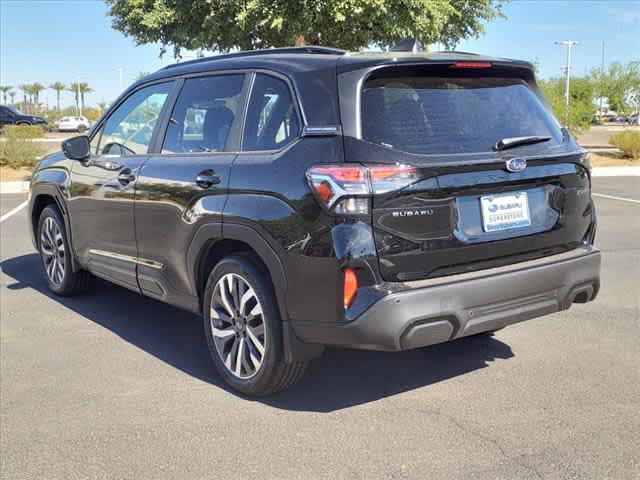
[493,136,551,151]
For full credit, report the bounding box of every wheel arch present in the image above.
[189,222,287,319]
[29,173,81,272]
[188,222,323,363]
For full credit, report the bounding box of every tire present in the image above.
[77,125,87,132]
[37,205,92,296]
[16,121,31,126]
[203,254,307,396]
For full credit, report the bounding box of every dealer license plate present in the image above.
[480,192,531,232]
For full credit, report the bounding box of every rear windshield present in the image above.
[362,73,563,155]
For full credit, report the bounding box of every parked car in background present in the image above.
[56,116,91,132]
[29,43,601,395]
[0,105,47,128]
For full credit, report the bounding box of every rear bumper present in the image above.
[293,245,601,351]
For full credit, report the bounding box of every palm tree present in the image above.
[0,85,11,104]
[19,84,32,112]
[68,82,81,115]
[31,82,46,113]
[8,90,16,105]
[49,82,66,112]
[78,82,93,112]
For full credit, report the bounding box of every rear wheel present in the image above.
[37,205,92,296]
[203,254,307,396]
[77,125,87,132]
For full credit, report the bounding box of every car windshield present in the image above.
[361,71,563,155]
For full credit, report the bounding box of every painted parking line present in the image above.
[593,193,640,205]
[0,200,28,223]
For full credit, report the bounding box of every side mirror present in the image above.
[62,135,90,161]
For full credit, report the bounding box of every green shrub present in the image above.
[0,125,46,168]
[609,130,640,160]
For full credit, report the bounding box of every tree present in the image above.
[68,82,81,115]
[540,76,595,136]
[50,82,66,112]
[78,82,93,111]
[19,84,32,112]
[31,82,46,112]
[591,61,640,115]
[135,72,150,81]
[105,0,506,56]
[8,90,16,105]
[0,85,11,104]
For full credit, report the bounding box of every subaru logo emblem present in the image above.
[505,157,527,173]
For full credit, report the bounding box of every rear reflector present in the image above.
[343,268,358,309]
[450,61,492,69]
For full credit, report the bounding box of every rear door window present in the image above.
[162,74,245,153]
[243,74,300,151]
[362,71,563,155]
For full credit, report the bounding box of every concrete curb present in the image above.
[0,181,29,194]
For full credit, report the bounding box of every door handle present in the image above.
[195,170,221,189]
[117,169,136,185]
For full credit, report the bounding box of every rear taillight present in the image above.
[343,268,358,309]
[306,164,418,215]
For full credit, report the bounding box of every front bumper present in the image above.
[293,245,601,351]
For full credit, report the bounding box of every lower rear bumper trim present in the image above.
[292,246,601,351]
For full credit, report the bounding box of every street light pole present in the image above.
[555,40,579,125]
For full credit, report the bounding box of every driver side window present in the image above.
[98,82,173,156]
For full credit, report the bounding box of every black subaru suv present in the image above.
[29,44,600,395]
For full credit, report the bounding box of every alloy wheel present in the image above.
[40,216,66,286]
[210,273,266,379]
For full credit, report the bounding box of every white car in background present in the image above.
[56,116,91,132]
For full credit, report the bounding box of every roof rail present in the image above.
[162,46,347,70]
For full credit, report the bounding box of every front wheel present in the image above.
[37,205,92,296]
[203,254,307,396]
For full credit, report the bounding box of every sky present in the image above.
[0,0,638,109]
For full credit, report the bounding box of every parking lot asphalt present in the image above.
[1,178,638,479]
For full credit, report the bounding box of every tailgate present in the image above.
[339,62,595,282]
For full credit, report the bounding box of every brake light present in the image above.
[306,164,418,214]
[343,268,358,309]
[450,61,492,69]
